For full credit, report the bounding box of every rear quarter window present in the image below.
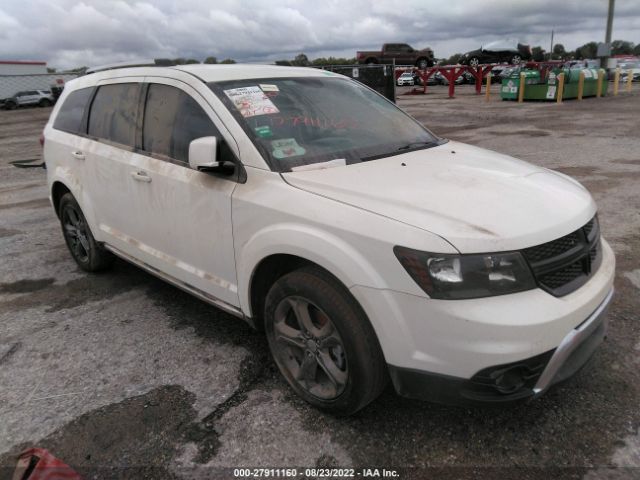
[88,83,140,147]
[52,87,94,134]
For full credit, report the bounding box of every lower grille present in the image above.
[522,216,602,297]
[462,350,554,401]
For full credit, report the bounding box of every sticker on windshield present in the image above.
[255,125,273,138]
[271,138,306,159]
[259,84,279,92]
[224,86,279,118]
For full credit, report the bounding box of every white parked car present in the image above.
[44,64,615,414]
[397,72,415,86]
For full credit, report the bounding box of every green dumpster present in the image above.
[501,67,606,101]
[500,69,540,100]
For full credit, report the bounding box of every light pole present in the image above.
[602,0,615,68]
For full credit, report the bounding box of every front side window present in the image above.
[53,87,94,134]
[210,77,440,172]
[88,83,139,147]
[142,84,219,164]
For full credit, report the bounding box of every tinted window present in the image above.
[53,87,94,134]
[142,84,218,163]
[88,83,139,147]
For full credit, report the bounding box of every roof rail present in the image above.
[85,59,176,74]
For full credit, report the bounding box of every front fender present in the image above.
[237,222,386,317]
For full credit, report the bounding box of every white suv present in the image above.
[44,64,615,414]
[5,89,54,109]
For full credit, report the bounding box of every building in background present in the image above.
[0,60,79,105]
[0,60,48,75]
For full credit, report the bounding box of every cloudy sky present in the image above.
[0,0,639,69]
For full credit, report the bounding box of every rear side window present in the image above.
[142,84,218,163]
[88,83,139,147]
[53,87,94,134]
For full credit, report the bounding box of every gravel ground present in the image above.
[0,84,638,479]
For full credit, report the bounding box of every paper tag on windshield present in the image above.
[224,86,279,118]
[271,138,306,159]
[260,84,279,92]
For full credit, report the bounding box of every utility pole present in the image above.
[549,29,554,60]
[602,0,615,68]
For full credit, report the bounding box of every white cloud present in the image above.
[0,0,638,69]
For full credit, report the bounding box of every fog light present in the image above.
[494,366,528,394]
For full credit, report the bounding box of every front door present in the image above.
[124,79,240,306]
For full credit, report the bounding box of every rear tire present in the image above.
[468,57,480,67]
[59,193,114,272]
[511,54,522,65]
[4,101,16,110]
[264,266,387,415]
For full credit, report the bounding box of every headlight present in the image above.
[393,246,536,299]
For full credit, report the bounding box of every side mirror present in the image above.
[189,136,221,171]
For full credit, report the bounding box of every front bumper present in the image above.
[387,287,612,406]
[349,238,616,405]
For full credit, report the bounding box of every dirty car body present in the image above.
[43,64,615,414]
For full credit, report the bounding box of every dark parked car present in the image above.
[461,40,532,67]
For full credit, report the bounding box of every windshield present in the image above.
[209,76,440,172]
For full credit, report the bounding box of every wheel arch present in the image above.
[51,181,71,218]
[49,173,101,241]
[239,224,387,322]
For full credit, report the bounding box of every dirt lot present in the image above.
[1,85,639,479]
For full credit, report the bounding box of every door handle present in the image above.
[130,170,152,183]
[71,151,85,160]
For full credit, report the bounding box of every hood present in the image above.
[282,141,596,253]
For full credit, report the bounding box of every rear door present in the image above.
[396,44,415,65]
[82,79,145,253]
[123,78,240,306]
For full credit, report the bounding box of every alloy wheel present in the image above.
[272,296,348,400]
[62,204,90,263]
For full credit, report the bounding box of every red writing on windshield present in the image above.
[268,116,358,130]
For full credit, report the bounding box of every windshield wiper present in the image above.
[396,141,439,151]
[360,139,444,162]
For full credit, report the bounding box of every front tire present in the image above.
[264,266,387,415]
[39,99,52,107]
[511,54,522,65]
[59,193,114,272]
[468,57,480,67]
